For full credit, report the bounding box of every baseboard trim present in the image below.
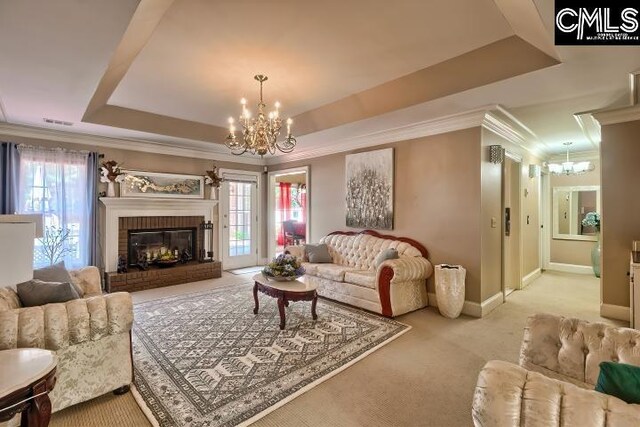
[547,262,593,275]
[522,268,542,288]
[600,303,631,322]
[428,291,503,318]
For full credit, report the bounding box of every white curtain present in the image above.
[17,145,91,269]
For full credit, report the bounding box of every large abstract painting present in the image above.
[345,148,394,229]
[120,170,204,199]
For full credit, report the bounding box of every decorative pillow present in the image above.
[595,361,640,404]
[374,248,399,267]
[33,261,83,296]
[17,280,81,307]
[304,244,332,263]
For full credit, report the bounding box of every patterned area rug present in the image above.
[131,283,410,427]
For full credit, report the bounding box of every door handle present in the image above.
[223,225,228,229]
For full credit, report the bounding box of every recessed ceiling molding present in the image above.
[491,0,560,61]
[573,113,601,148]
[0,95,8,122]
[264,106,498,165]
[629,70,640,105]
[481,106,546,159]
[0,122,263,165]
[82,0,176,120]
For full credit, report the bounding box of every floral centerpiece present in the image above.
[204,165,224,200]
[581,212,601,232]
[100,160,125,197]
[262,253,305,281]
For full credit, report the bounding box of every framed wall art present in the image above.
[345,148,394,230]
[120,170,205,199]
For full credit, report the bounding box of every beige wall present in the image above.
[601,120,640,307]
[480,128,542,300]
[272,128,484,302]
[549,159,600,266]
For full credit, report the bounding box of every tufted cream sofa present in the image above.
[288,230,433,317]
[0,266,133,413]
[472,313,640,426]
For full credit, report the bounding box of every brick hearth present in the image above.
[106,261,222,293]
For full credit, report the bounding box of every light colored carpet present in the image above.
[51,271,624,427]
[227,266,264,275]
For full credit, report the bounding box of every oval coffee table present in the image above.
[0,348,57,427]
[252,273,318,330]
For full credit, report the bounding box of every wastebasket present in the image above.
[435,264,466,319]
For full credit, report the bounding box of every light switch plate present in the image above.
[491,217,497,228]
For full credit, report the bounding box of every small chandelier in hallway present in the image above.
[547,142,594,176]
[225,75,296,156]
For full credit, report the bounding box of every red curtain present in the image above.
[277,182,292,245]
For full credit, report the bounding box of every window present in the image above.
[17,146,91,269]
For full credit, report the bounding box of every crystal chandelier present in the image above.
[225,75,296,156]
[547,142,594,175]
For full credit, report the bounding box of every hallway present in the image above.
[507,270,626,326]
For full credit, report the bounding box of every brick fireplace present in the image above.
[100,198,221,292]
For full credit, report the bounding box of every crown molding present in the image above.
[592,105,640,126]
[573,113,601,149]
[265,106,499,165]
[0,122,263,165]
[481,105,547,159]
[0,97,7,123]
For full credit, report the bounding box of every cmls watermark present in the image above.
[555,1,640,45]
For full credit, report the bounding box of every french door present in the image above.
[220,172,259,270]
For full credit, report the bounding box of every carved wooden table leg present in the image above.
[277,295,286,330]
[20,375,53,427]
[253,282,259,314]
[311,293,318,321]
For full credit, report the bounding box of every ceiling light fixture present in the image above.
[225,75,296,156]
[547,142,594,176]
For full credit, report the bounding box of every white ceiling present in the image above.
[0,0,639,160]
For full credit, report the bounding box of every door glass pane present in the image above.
[228,182,253,257]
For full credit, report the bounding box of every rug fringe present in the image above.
[236,323,413,427]
[131,383,161,427]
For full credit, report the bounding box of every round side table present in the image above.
[0,349,57,427]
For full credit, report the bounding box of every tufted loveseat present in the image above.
[472,313,640,426]
[0,266,133,413]
[288,230,433,317]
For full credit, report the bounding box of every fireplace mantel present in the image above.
[100,197,218,272]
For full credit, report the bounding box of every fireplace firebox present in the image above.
[128,228,196,266]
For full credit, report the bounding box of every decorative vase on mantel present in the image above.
[209,186,218,200]
[591,232,601,278]
[106,181,116,198]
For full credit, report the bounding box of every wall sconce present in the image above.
[489,145,505,164]
[529,164,541,178]
[202,220,214,262]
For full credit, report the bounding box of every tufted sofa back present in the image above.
[520,313,640,387]
[319,233,423,270]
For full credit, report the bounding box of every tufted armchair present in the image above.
[288,230,433,317]
[0,266,133,413]
[472,314,640,426]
